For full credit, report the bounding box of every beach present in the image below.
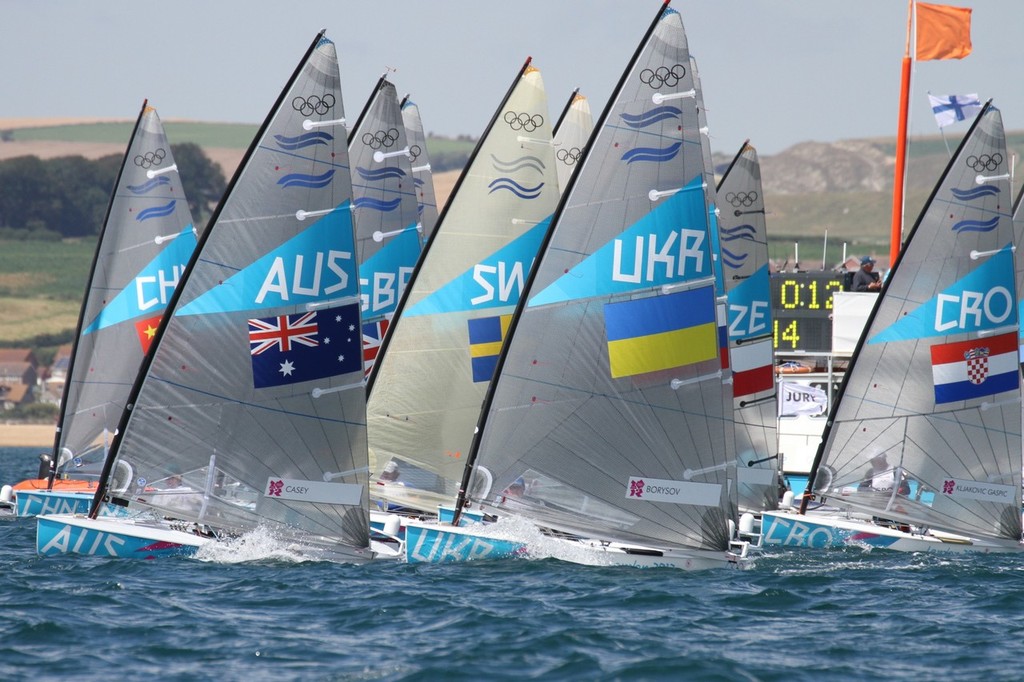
[0,423,54,448]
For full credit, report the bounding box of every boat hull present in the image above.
[405,520,526,563]
[37,514,207,558]
[404,520,753,569]
[760,510,1024,553]
[16,490,125,518]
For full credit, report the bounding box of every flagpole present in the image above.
[889,0,914,270]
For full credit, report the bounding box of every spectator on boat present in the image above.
[852,256,882,292]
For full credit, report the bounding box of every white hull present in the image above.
[760,509,1024,554]
[404,518,755,570]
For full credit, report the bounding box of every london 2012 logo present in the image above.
[629,479,645,498]
[267,479,284,496]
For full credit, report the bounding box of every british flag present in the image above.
[362,318,389,377]
[248,311,319,355]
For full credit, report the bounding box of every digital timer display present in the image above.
[770,272,846,352]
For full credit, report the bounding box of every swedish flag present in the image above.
[468,314,513,382]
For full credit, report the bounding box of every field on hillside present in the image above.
[0,239,93,344]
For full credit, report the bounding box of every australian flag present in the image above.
[248,303,361,388]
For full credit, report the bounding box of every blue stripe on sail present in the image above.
[273,131,334,150]
[620,142,681,164]
[136,199,177,222]
[356,166,407,182]
[278,169,335,189]
[604,288,715,342]
[487,178,543,199]
[490,154,546,174]
[126,177,171,194]
[414,178,424,187]
[353,197,402,212]
[934,371,1019,404]
[951,216,999,234]
[619,106,682,128]
[721,247,747,270]
[950,185,1000,201]
[721,224,757,241]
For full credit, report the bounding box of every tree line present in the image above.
[0,143,225,240]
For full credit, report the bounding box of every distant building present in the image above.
[0,348,38,410]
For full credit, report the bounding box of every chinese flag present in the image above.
[916,2,972,61]
[134,314,163,353]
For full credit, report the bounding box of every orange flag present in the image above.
[916,2,972,61]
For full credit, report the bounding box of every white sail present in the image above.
[716,142,779,512]
[365,60,559,512]
[400,95,440,245]
[551,90,593,193]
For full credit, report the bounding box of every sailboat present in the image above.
[10,102,198,518]
[36,31,401,561]
[347,75,422,383]
[760,101,1024,553]
[550,89,593,194]
[715,141,779,514]
[364,58,559,516]
[400,95,439,245]
[404,1,755,569]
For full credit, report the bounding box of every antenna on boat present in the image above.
[793,241,799,271]
[822,229,828,270]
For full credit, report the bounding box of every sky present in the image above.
[3,1,1022,155]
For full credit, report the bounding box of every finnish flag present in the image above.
[928,94,982,128]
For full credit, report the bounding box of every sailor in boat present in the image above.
[152,474,203,517]
[375,461,408,513]
[860,452,910,495]
[851,255,882,292]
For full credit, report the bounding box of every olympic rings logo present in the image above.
[726,191,758,208]
[134,148,166,169]
[967,153,1002,172]
[556,147,583,165]
[292,93,336,117]
[408,144,422,162]
[639,64,687,89]
[504,111,544,132]
[362,128,400,150]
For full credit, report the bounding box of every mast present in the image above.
[88,31,328,518]
[799,100,995,515]
[47,99,149,488]
[551,87,580,137]
[364,56,535,397]
[452,0,673,525]
[889,0,914,269]
[349,74,388,146]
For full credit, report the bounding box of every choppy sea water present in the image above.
[3,445,1024,681]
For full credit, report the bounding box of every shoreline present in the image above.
[0,423,55,448]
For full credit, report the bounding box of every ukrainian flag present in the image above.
[468,314,513,382]
[604,287,717,379]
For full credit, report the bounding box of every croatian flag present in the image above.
[928,94,982,128]
[930,332,1018,404]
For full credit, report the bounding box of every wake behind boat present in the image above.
[761,101,1024,554]
[37,31,401,562]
